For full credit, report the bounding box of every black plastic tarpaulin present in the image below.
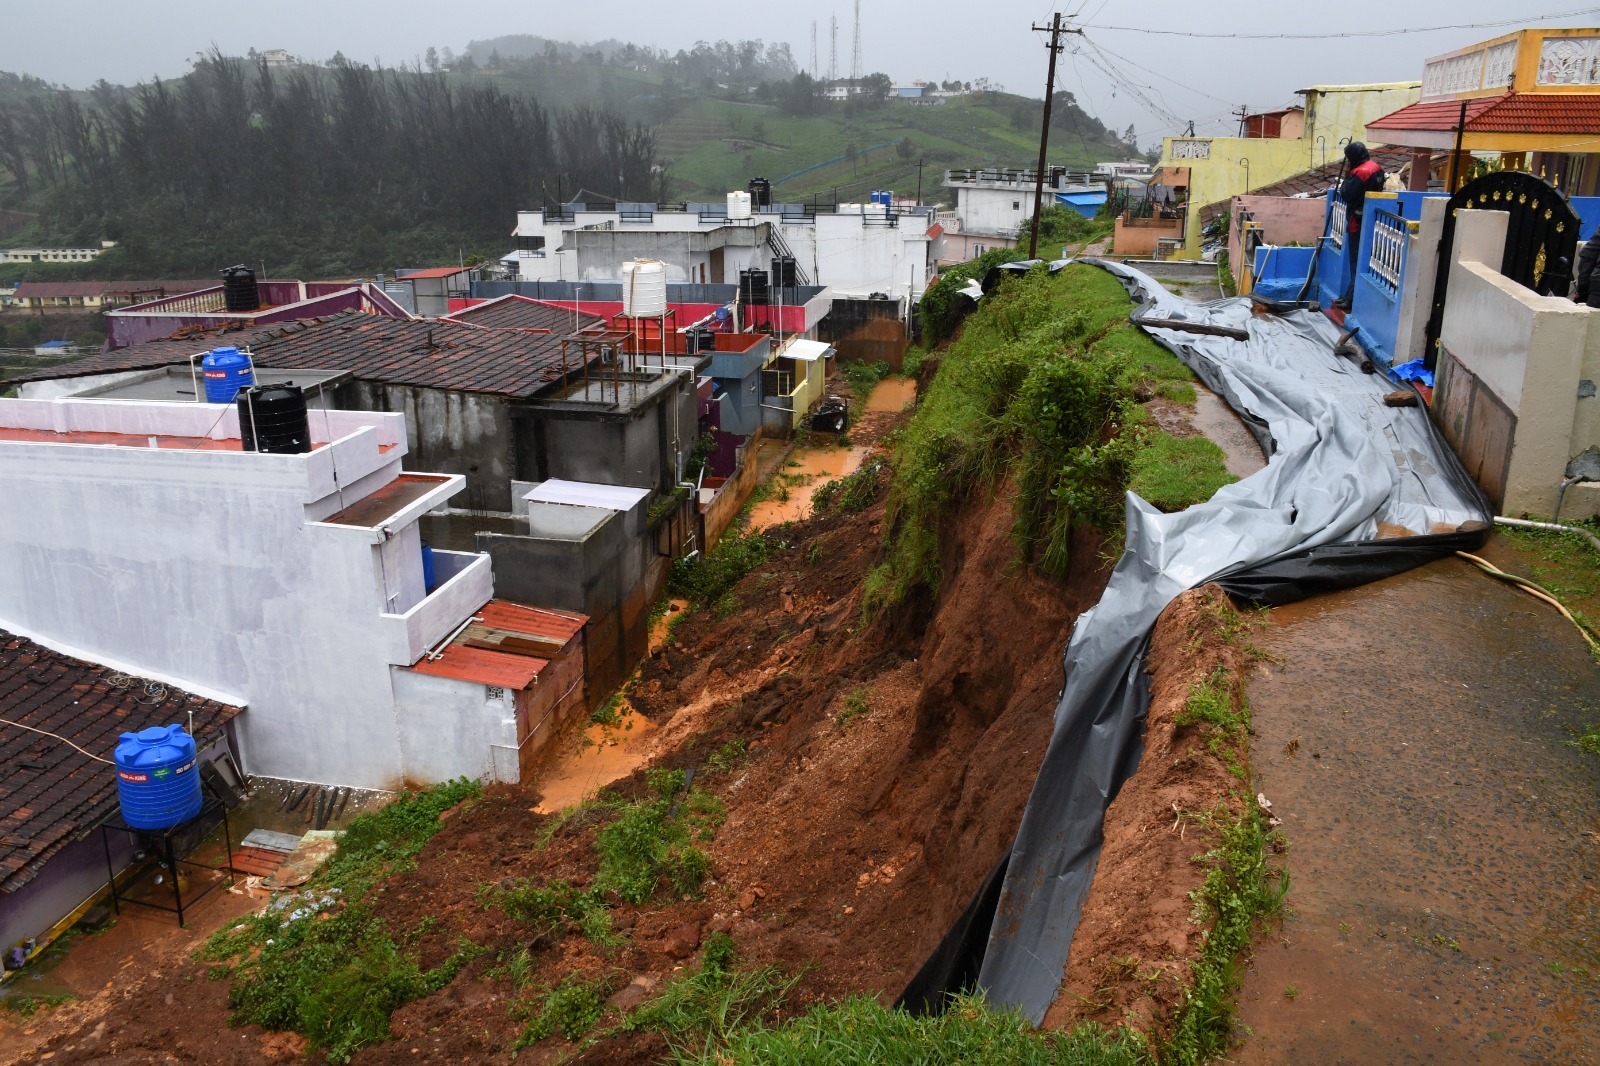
[899,261,1490,1022]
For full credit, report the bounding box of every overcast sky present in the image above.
[3,2,1594,146]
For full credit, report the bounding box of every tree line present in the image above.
[0,53,668,278]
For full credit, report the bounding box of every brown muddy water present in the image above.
[1236,555,1600,1064]
[746,444,869,531]
[864,376,918,413]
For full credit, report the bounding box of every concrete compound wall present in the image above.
[0,398,493,789]
[1435,210,1600,518]
[343,382,515,512]
[390,669,518,784]
[478,497,658,706]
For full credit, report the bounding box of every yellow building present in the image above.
[1155,83,1422,258]
[1365,27,1600,195]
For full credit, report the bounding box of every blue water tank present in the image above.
[115,725,203,830]
[420,540,436,592]
[201,346,254,404]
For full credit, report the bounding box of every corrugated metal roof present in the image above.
[13,282,109,298]
[7,311,586,398]
[777,339,833,362]
[409,644,546,689]
[0,630,241,894]
[478,600,588,644]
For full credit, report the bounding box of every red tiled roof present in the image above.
[0,630,241,894]
[14,282,109,298]
[7,311,589,398]
[447,295,603,332]
[1367,92,1600,135]
[925,223,945,240]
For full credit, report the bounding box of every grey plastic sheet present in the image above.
[918,261,1488,1022]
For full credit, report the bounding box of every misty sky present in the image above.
[3,1,1594,147]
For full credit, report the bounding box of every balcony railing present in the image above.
[1328,201,1347,249]
[1365,209,1407,294]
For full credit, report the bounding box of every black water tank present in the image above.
[770,256,798,288]
[738,268,769,305]
[687,327,714,354]
[748,177,772,207]
[236,384,310,454]
[220,264,261,313]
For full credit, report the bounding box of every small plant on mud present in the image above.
[812,459,885,516]
[484,878,620,947]
[623,934,801,1049]
[670,527,784,611]
[706,739,749,775]
[1175,668,1247,758]
[835,688,872,730]
[595,769,719,904]
[1164,801,1289,1066]
[842,358,893,399]
[1283,984,1299,999]
[514,973,618,1046]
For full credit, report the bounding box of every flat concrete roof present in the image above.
[73,364,352,402]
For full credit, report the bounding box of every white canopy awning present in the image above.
[778,339,834,362]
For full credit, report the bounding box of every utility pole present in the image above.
[1233,104,1249,138]
[1028,13,1081,259]
[914,158,927,204]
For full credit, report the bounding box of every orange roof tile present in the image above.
[1367,92,1600,135]
[409,645,547,689]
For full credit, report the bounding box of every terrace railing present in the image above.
[1365,208,1407,294]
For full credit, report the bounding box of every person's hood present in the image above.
[1344,141,1371,165]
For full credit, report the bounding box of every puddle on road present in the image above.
[1236,557,1600,1064]
[1192,384,1266,479]
[864,376,917,412]
[531,710,657,815]
[746,444,869,531]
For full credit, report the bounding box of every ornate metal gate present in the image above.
[1424,171,1581,367]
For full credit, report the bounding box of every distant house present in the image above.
[12,282,110,311]
[392,266,474,318]
[258,48,293,68]
[0,242,116,265]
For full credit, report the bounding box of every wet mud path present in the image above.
[1236,553,1600,1064]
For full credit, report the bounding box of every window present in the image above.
[1012,200,1021,210]
[516,235,545,255]
[486,686,505,701]
[974,243,986,257]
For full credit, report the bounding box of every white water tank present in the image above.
[838,202,864,215]
[727,191,753,220]
[621,259,668,317]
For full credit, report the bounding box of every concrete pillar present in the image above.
[1408,149,1432,191]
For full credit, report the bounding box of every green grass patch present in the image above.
[483,878,620,947]
[842,358,894,400]
[200,779,484,1063]
[669,527,784,612]
[0,993,72,1016]
[674,992,1149,1066]
[835,688,872,730]
[1130,431,1237,513]
[811,459,885,516]
[514,973,618,1047]
[594,769,722,904]
[879,264,1202,610]
[622,933,801,1049]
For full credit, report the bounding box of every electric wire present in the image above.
[1081,9,1597,39]
[0,717,115,764]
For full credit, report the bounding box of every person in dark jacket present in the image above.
[1573,230,1600,306]
[1334,141,1385,310]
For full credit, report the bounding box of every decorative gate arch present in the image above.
[1424,171,1581,367]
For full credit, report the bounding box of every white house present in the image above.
[0,394,537,790]
[502,197,935,303]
